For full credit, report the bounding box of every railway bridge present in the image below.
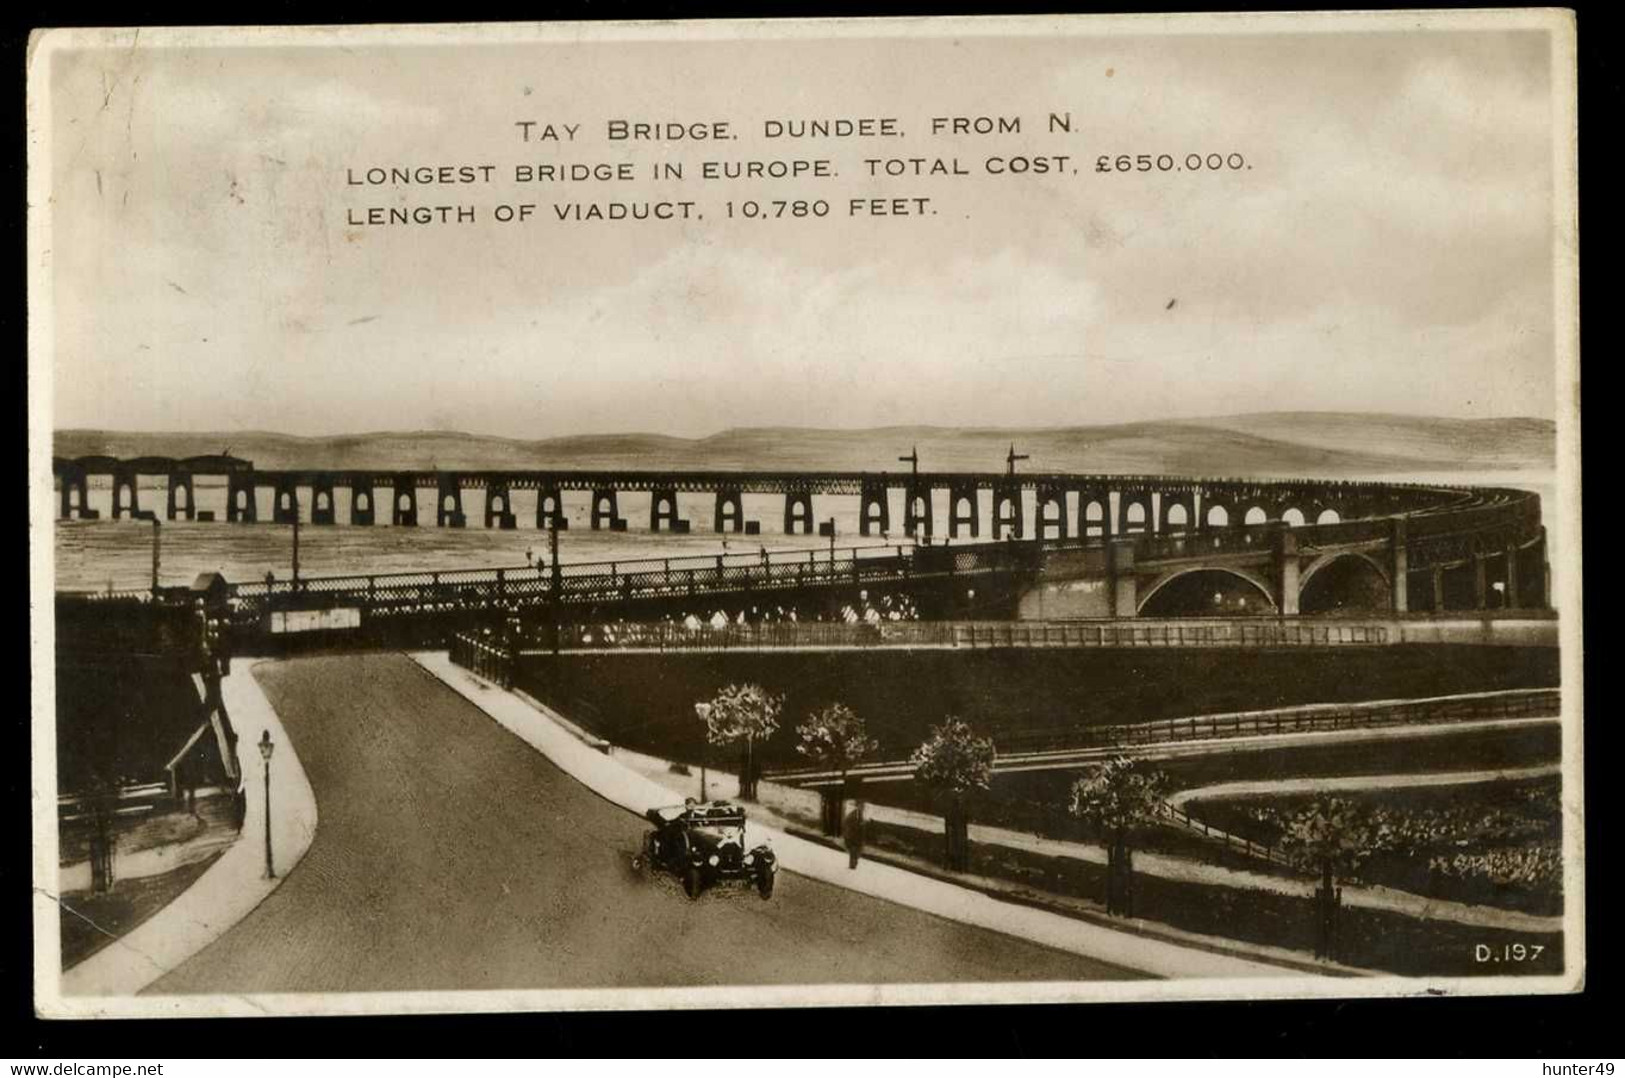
[54,454,1503,542]
[60,490,1548,654]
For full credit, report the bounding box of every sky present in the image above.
[37,18,1565,438]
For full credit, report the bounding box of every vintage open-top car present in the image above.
[634,799,778,899]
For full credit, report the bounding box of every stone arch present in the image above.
[1123,501,1148,533]
[1082,499,1107,537]
[1036,489,1067,539]
[1138,566,1278,617]
[993,489,1022,539]
[1165,503,1189,532]
[948,488,979,538]
[1298,552,1392,614]
[1243,506,1269,526]
[905,490,933,537]
[1316,508,1341,525]
[1206,504,1230,528]
[1281,507,1306,527]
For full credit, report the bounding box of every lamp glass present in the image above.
[259,732,275,761]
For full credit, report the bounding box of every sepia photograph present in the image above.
[27,10,1582,1018]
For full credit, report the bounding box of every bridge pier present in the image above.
[227,475,257,523]
[859,482,890,537]
[714,489,749,533]
[1109,538,1138,617]
[59,472,94,520]
[437,478,466,528]
[272,479,299,525]
[1524,527,1549,608]
[111,471,140,520]
[993,483,1022,539]
[351,480,376,526]
[904,486,933,538]
[783,492,815,535]
[1278,530,1300,616]
[1473,549,1489,609]
[1036,486,1067,540]
[591,489,626,531]
[392,477,419,526]
[1390,518,1408,613]
[1504,542,1522,608]
[485,483,517,529]
[536,487,569,530]
[1431,566,1446,612]
[311,478,337,525]
[166,474,195,521]
[651,488,690,533]
[948,484,979,539]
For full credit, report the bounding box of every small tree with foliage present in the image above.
[697,683,783,801]
[1070,756,1169,917]
[910,717,996,871]
[796,702,879,835]
[1277,796,1372,961]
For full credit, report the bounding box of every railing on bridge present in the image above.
[536,617,1397,653]
[996,687,1560,757]
[448,632,514,688]
[197,541,1040,626]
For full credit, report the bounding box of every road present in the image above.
[149,653,1142,993]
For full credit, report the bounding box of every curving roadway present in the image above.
[148,653,1143,993]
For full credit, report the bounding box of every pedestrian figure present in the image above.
[843,799,866,870]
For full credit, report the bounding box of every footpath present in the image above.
[597,731,1561,936]
[49,662,319,1006]
[412,650,1307,981]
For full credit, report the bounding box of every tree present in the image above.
[697,683,783,801]
[910,717,996,871]
[1069,755,1169,917]
[795,702,879,835]
[1277,796,1372,961]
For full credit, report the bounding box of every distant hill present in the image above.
[53,414,1555,479]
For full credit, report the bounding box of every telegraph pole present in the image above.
[1006,444,1029,477]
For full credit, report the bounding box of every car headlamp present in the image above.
[708,855,720,866]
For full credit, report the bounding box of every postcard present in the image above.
[28,11,1581,1017]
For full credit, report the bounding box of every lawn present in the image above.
[517,644,1558,773]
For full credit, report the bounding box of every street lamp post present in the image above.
[291,500,301,588]
[694,702,711,802]
[258,729,276,879]
[150,518,162,596]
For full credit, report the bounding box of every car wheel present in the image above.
[756,868,775,900]
[684,866,703,900]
